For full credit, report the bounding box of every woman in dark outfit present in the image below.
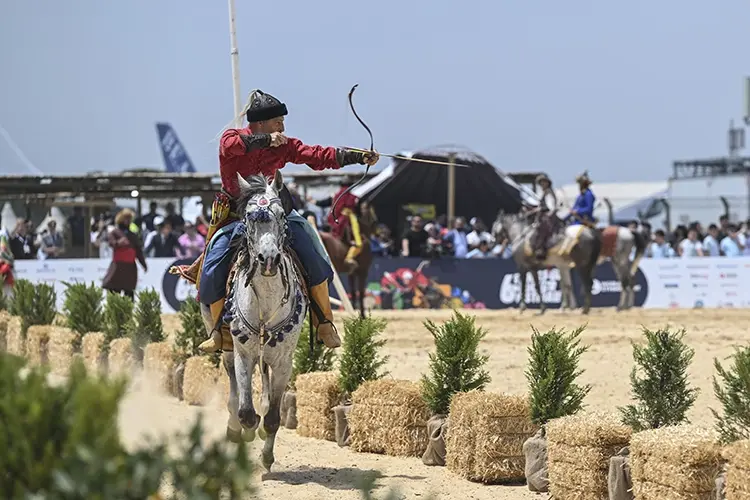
[102,209,147,300]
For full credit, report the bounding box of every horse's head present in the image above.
[236,171,288,277]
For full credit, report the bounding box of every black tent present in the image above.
[353,145,533,235]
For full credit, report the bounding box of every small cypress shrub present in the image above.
[420,311,491,416]
[290,316,336,389]
[711,345,750,443]
[173,298,219,366]
[9,279,35,334]
[33,282,57,326]
[525,325,591,427]
[619,327,699,432]
[0,350,254,498]
[130,288,165,361]
[62,281,104,339]
[102,292,135,347]
[338,315,389,400]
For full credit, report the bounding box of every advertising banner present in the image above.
[12,256,750,313]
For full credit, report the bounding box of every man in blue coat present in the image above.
[565,171,596,226]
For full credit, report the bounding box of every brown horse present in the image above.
[317,209,374,318]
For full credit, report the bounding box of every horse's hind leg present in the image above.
[235,346,260,441]
[261,359,293,471]
[518,269,528,313]
[613,260,627,311]
[532,269,546,315]
[223,351,242,443]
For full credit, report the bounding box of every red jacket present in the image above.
[220,127,342,198]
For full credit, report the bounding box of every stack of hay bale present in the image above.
[81,332,107,375]
[25,325,53,366]
[0,310,9,351]
[546,412,632,499]
[446,391,538,484]
[143,342,177,395]
[46,327,80,376]
[348,379,430,457]
[295,372,342,441]
[182,356,223,406]
[108,338,136,376]
[630,425,723,499]
[6,316,24,356]
[724,439,750,499]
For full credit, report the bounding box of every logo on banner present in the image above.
[498,266,648,308]
[161,258,199,312]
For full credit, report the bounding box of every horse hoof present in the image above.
[258,426,267,441]
[226,427,242,443]
[242,428,256,442]
[261,453,275,472]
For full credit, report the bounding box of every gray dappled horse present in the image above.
[199,171,307,472]
[492,212,601,314]
[493,211,646,313]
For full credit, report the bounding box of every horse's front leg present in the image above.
[223,351,242,442]
[260,355,293,472]
[518,268,527,313]
[532,269,546,315]
[234,341,260,441]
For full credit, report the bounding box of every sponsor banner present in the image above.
[12,256,750,312]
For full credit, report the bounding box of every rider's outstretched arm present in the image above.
[285,138,368,170]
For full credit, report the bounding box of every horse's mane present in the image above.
[235,174,274,214]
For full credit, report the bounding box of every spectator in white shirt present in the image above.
[466,240,494,259]
[466,217,493,250]
[647,229,676,258]
[702,224,721,256]
[678,227,704,258]
[720,224,744,257]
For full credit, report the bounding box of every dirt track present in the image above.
[121,308,750,499]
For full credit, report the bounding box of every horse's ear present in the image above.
[236,172,252,194]
[272,170,283,192]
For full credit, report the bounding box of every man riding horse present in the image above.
[171,89,378,352]
[314,181,364,272]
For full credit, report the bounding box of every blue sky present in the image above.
[1,0,749,184]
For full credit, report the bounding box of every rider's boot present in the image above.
[198,298,233,353]
[309,281,341,348]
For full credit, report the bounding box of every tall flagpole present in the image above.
[228,0,243,128]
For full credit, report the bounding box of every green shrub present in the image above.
[0,351,254,498]
[338,315,389,400]
[712,345,750,443]
[619,327,699,432]
[130,288,165,361]
[8,279,56,336]
[0,275,7,311]
[291,316,336,389]
[420,311,491,416]
[174,297,207,360]
[62,281,104,337]
[525,325,591,427]
[102,292,134,346]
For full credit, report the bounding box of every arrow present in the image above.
[342,147,470,167]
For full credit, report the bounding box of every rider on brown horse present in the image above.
[529,173,559,260]
[315,181,365,272]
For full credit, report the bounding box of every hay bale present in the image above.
[81,332,107,375]
[295,372,342,441]
[25,325,53,366]
[0,311,9,351]
[6,316,24,356]
[143,342,176,395]
[722,439,750,500]
[182,356,222,406]
[630,425,724,500]
[46,327,79,376]
[348,379,430,457]
[445,390,538,484]
[108,338,136,376]
[546,411,632,499]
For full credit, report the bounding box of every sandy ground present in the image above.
[118,308,750,500]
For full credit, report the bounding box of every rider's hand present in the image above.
[362,150,379,166]
[269,132,288,147]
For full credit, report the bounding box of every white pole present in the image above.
[228,0,243,128]
[447,152,456,224]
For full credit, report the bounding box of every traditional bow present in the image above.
[331,84,373,224]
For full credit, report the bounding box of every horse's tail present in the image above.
[259,362,271,417]
[629,229,647,277]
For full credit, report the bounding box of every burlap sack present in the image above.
[283,391,298,429]
[608,446,633,500]
[714,469,726,500]
[173,362,185,400]
[333,404,352,447]
[523,428,549,492]
[422,414,449,466]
